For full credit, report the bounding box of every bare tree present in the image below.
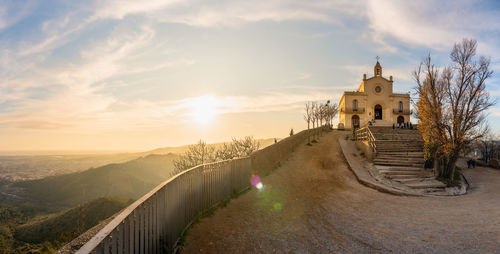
[174,137,261,174]
[330,103,339,128]
[216,136,260,161]
[173,140,216,174]
[477,132,499,164]
[314,102,322,137]
[324,100,339,129]
[319,103,325,127]
[304,102,313,143]
[413,38,495,182]
[311,102,318,140]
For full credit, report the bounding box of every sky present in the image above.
[1,0,500,152]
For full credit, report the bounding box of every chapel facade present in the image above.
[338,61,411,129]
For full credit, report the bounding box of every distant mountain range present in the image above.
[13,154,178,210]
[0,138,279,182]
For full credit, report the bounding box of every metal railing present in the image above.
[354,127,377,153]
[75,127,323,254]
[76,158,251,254]
[341,107,365,113]
[392,109,412,115]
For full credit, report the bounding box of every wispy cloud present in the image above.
[0,89,340,131]
[364,0,500,57]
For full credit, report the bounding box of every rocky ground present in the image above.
[183,131,500,253]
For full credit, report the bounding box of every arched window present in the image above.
[353,99,358,111]
[398,101,403,112]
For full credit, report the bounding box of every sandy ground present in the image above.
[183,131,500,253]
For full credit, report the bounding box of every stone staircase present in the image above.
[369,127,446,190]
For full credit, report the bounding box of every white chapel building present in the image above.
[338,61,411,129]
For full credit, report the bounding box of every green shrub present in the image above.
[452,166,462,187]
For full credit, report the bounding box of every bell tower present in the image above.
[374,59,382,77]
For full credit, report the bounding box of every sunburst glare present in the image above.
[186,95,220,125]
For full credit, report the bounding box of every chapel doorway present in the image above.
[397,115,404,125]
[374,104,382,120]
[352,115,360,129]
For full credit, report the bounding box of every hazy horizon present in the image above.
[0,136,281,155]
[1,1,500,151]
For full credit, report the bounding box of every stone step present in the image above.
[389,173,434,179]
[375,143,423,145]
[376,155,423,159]
[385,166,426,171]
[375,157,424,160]
[376,152,424,156]
[372,135,421,138]
[372,136,414,138]
[374,159,424,164]
[376,146,423,149]
[375,137,422,141]
[375,146,423,149]
[375,139,423,142]
[376,156,424,160]
[394,178,430,183]
[380,170,426,175]
[376,149,423,153]
[377,151,424,154]
[375,162,423,167]
[386,175,426,180]
[376,140,422,142]
[375,145,423,148]
[406,181,446,189]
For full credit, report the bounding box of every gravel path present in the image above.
[183,131,500,253]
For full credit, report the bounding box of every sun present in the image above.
[187,95,219,125]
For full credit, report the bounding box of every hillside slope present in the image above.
[15,197,132,245]
[14,154,178,209]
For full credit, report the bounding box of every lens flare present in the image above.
[273,202,282,211]
[256,182,263,190]
[250,174,263,190]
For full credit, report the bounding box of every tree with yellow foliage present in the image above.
[413,38,495,183]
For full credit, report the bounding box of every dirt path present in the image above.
[183,131,500,253]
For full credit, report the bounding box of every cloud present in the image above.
[0,88,341,131]
[90,0,363,27]
[364,0,500,56]
[0,24,159,131]
[88,0,500,56]
[0,2,35,31]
